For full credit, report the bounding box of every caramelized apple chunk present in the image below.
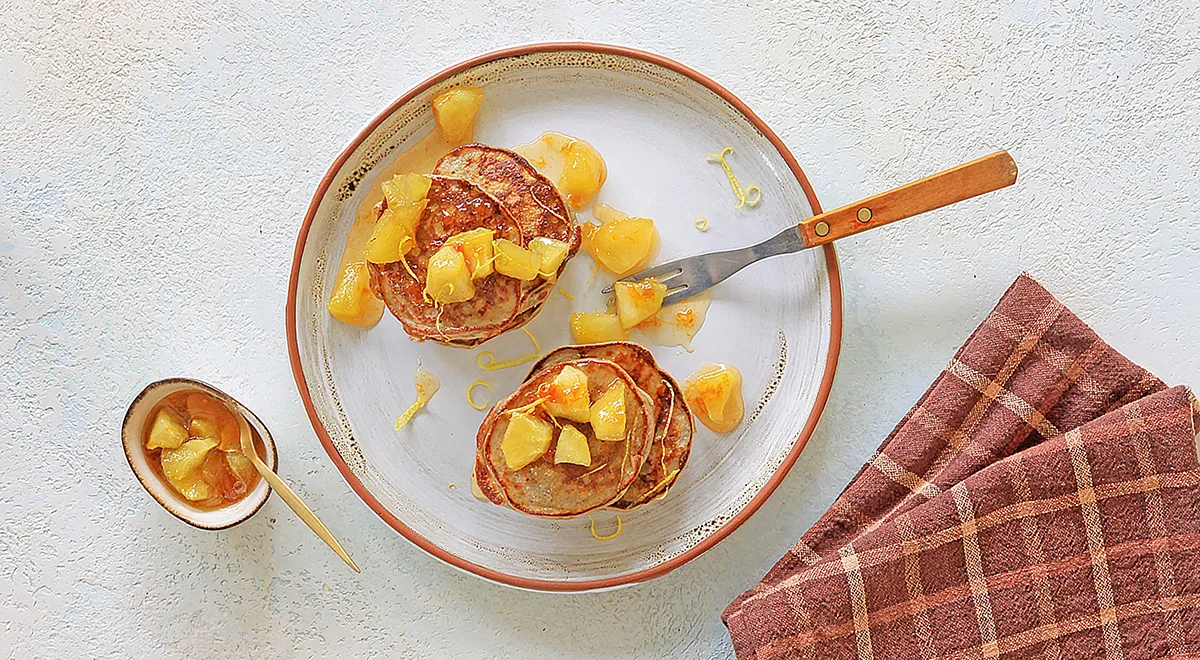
[185,393,240,451]
[512,132,607,210]
[432,86,485,143]
[147,409,187,450]
[538,365,590,423]
[225,452,258,485]
[172,474,214,502]
[560,140,607,209]
[586,208,658,276]
[444,228,496,280]
[326,261,384,328]
[613,278,668,329]
[501,412,554,471]
[364,174,431,264]
[683,362,745,434]
[554,424,592,466]
[381,173,433,214]
[570,312,629,344]
[188,417,220,441]
[589,382,627,441]
[493,239,542,280]
[424,244,475,304]
[529,237,570,279]
[160,437,219,501]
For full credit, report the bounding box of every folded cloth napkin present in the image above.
[723,274,1200,660]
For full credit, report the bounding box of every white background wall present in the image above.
[2,1,1197,657]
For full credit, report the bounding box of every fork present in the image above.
[604,150,1018,305]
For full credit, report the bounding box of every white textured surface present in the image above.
[2,1,1198,657]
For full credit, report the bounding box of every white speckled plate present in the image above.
[287,43,841,591]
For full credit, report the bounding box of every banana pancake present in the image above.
[435,145,580,320]
[530,343,693,509]
[475,359,655,517]
[436,144,578,254]
[370,176,524,346]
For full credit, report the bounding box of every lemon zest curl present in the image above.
[466,381,494,411]
[587,514,623,541]
[706,147,762,209]
[477,327,541,371]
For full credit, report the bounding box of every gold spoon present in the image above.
[235,412,360,573]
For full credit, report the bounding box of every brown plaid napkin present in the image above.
[723,274,1200,660]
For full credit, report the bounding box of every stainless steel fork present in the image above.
[604,150,1018,306]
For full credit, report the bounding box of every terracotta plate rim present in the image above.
[285,41,843,592]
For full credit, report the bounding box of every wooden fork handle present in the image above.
[798,150,1017,248]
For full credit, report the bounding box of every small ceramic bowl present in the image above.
[122,378,277,530]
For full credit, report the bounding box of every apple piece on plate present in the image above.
[539,365,591,423]
[425,244,476,304]
[147,409,187,450]
[554,424,592,466]
[513,133,607,210]
[570,313,629,344]
[501,413,554,471]
[589,382,627,441]
[366,174,432,264]
[432,86,484,143]
[613,278,667,329]
[683,362,745,434]
[559,141,607,210]
[493,239,542,281]
[587,214,657,276]
[444,228,496,280]
[380,173,433,215]
[326,261,383,328]
[529,237,570,279]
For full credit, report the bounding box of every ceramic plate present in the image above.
[288,43,841,591]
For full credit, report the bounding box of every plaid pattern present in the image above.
[723,275,1200,660]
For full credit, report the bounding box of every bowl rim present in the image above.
[122,377,278,531]
[286,41,843,591]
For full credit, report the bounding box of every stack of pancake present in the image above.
[369,145,580,347]
[474,342,694,517]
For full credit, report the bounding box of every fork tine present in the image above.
[661,284,700,307]
[599,263,687,294]
[604,280,691,309]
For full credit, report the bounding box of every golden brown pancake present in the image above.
[530,343,693,509]
[475,359,655,517]
[436,144,581,323]
[371,146,581,346]
[436,144,578,255]
[370,176,525,346]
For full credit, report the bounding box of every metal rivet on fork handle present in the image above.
[814,221,830,237]
[857,207,872,223]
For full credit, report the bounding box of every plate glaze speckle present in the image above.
[287,43,841,591]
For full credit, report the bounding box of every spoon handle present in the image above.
[238,417,361,573]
